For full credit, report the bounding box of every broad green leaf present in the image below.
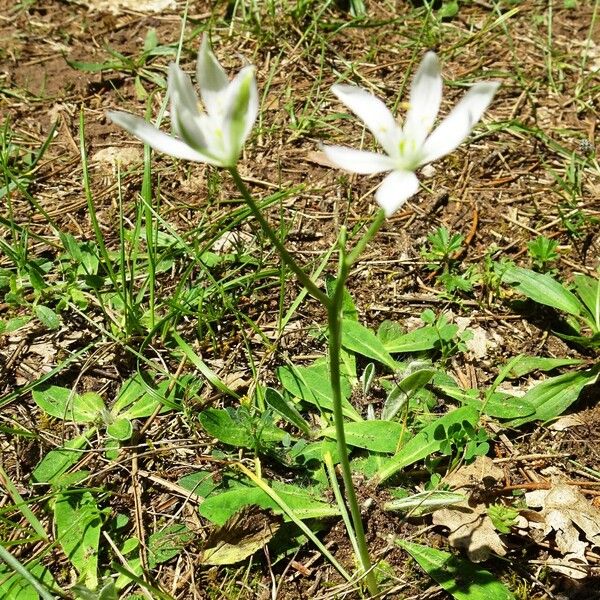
[199,481,339,526]
[178,470,221,500]
[264,387,311,435]
[398,540,515,600]
[54,490,102,589]
[33,386,105,423]
[34,305,61,330]
[0,559,56,600]
[506,355,584,378]
[506,366,600,427]
[503,266,585,318]
[31,431,94,484]
[319,421,405,453]
[377,320,405,347]
[199,409,253,448]
[112,374,176,418]
[290,440,340,466]
[277,364,361,421]
[341,319,398,369]
[148,524,195,569]
[434,383,535,420]
[381,324,457,353]
[106,417,133,441]
[371,406,479,485]
[200,408,286,448]
[472,392,535,420]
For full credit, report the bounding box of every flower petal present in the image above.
[196,34,229,116]
[421,81,499,164]
[323,145,396,174]
[403,52,442,147]
[331,84,401,157]
[375,170,420,216]
[223,65,259,164]
[107,111,219,164]
[168,63,200,117]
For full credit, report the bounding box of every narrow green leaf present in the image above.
[381,325,454,353]
[397,540,515,600]
[199,481,338,526]
[506,365,600,427]
[32,430,95,484]
[264,387,311,435]
[573,273,599,327]
[371,406,479,486]
[342,319,398,369]
[382,365,436,421]
[384,490,466,515]
[506,355,584,378]
[503,266,585,318]
[171,331,240,399]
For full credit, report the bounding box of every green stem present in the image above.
[228,168,329,306]
[328,262,379,597]
[347,209,386,266]
[230,166,378,595]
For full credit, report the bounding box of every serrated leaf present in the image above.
[503,266,585,318]
[397,540,515,600]
[341,319,398,369]
[372,406,479,486]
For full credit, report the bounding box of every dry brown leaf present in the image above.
[524,484,600,578]
[432,456,506,562]
[200,506,282,565]
[78,0,175,13]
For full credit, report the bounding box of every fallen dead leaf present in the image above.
[200,505,282,565]
[524,484,600,579]
[431,456,507,562]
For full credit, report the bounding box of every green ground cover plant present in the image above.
[1,1,599,599]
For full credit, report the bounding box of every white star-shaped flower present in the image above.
[323,52,499,216]
[108,35,258,168]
